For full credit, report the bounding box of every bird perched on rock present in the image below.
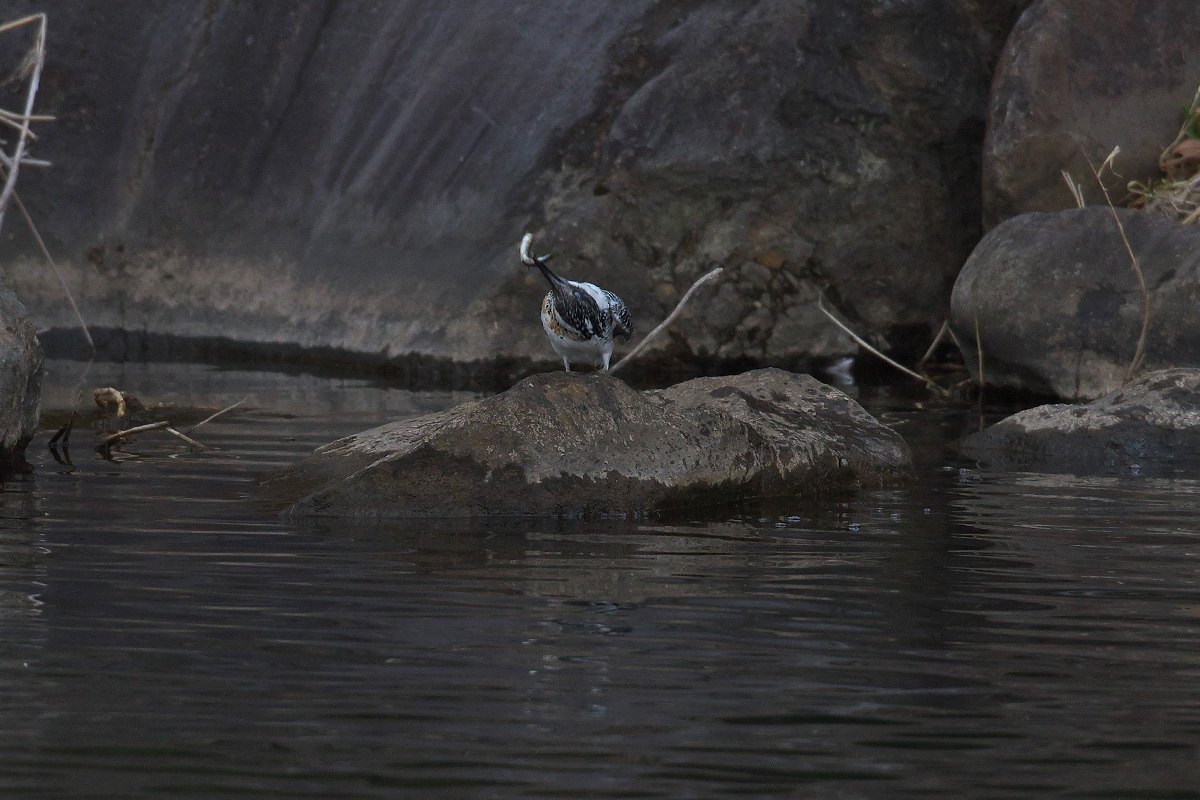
[521,233,632,372]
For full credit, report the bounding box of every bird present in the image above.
[521,233,633,372]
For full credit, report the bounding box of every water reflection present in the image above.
[0,361,1195,797]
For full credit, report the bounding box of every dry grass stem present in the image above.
[919,320,950,366]
[816,294,948,396]
[609,267,724,374]
[1061,169,1086,208]
[7,183,94,352]
[1084,147,1149,380]
[973,308,985,399]
[0,13,44,36]
[0,13,45,234]
[186,397,248,434]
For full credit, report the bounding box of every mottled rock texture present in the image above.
[258,369,912,518]
[0,1,1024,375]
[0,280,43,461]
[961,368,1200,475]
[983,0,1200,229]
[951,208,1200,400]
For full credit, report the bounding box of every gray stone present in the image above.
[0,282,43,461]
[983,0,1200,229]
[961,368,1200,475]
[950,207,1200,400]
[533,0,1000,367]
[1,1,1017,375]
[258,368,912,518]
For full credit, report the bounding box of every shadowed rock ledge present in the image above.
[258,368,912,518]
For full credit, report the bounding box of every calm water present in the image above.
[1,360,1198,798]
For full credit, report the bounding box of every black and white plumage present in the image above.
[521,233,632,372]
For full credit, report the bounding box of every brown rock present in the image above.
[258,369,911,518]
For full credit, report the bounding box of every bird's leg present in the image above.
[601,352,611,372]
[562,356,571,372]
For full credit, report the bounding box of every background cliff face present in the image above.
[0,0,1030,376]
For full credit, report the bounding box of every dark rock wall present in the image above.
[1,1,1029,372]
[983,0,1200,229]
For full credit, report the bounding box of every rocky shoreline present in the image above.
[5,1,1200,494]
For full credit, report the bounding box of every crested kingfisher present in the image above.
[521,233,633,372]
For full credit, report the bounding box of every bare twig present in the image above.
[165,426,208,450]
[0,108,53,122]
[0,116,38,140]
[609,267,724,374]
[0,13,43,36]
[1084,147,1149,381]
[918,320,950,366]
[0,16,91,355]
[816,294,948,396]
[186,396,247,434]
[97,421,171,451]
[0,152,50,168]
[0,13,45,234]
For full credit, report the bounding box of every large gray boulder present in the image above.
[961,368,1200,475]
[5,1,1020,376]
[983,0,1200,229]
[258,369,912,518]
[0,283,43,462]
[950,207,1200,400]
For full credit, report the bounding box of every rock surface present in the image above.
[983,0,1200,229]
[961,369,1200,475]
[950,207,1200,400]
[0,281,43,461]
[0,1,1023,375]
[258,369,912,518]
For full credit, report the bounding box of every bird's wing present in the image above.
[553,283,604,339]
[602,289,633,341]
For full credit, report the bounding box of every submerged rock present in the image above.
[950,207,1200,400]
[982,0,1200,229]
[258,369,911,518]
[961,368,1200,475]
[0,284,43,462]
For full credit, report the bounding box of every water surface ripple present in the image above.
[0,361,1197,798]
